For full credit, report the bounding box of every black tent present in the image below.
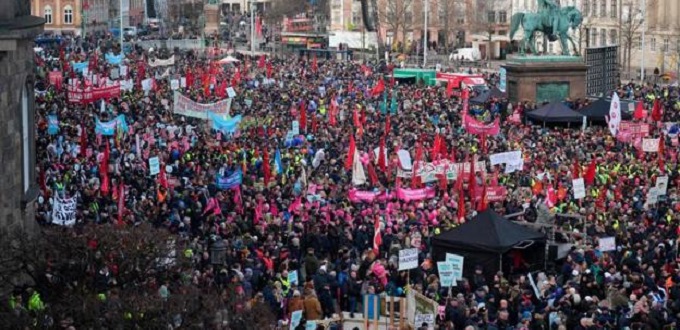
[432,210,546,278]
[526,101,585,123]
[579,98,633,121]
[470,87,507,104]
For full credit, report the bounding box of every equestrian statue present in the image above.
[509,0,584,56]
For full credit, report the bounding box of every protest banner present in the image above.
[572,178,586,199]
[642,138,660,152]
[398,248,419,271]
[173,91,233,119]
[397,160,486,182]
[474,186,508,202]
[415,314,435,328]
[437,262,456,287]
[48,71,63,89]
[445,253,464,280]
[396,187,436,202]
[95,115,128,136]
[52,196,77,226]
[67,84,121,104]
[216,170,243,190]
[489,150,522,167]
[148,55,175,67]
[347,189,392,203]
[598,237,616,251]
[463,113,500,135]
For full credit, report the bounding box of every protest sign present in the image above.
[288,270,298,285]
[209,113,242,134]
[290,310,302,330]
[292,120,300,135]
[149,157,160,175]
[489,150,522,166]
[656,176,669,195]
[105,53,124,65]
[398,248,419,271]
[646,187,659,205]
[437,262,456,287]
[305,321,316,330]
[474,186,508,202]
[415,314,435,328]
[52,196,77,226]
[173,91,233,119]
[216,170,243,190]
[226,87,236,98]
[170,79,179,90]
[642,138,660,152]
[95,115,128,136]
[572,178,586,199]
[148,55,175,67]
[598,237,616,251]
[47,115,59,135]
[445,253,464,280]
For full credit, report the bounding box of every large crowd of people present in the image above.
[16,32,680,329]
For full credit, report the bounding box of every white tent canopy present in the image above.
[218,55,240,64]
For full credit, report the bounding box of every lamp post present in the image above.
[250,0,255,53]
[120,0,124,49]
[210,239,227,265]
[640,0,646,83]
[423,0,429,67]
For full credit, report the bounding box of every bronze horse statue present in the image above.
[509,6,584,56]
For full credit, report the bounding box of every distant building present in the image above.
[0,0,44,237]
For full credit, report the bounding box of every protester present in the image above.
[26,31,680,329]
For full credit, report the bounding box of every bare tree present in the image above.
[437,0,459,53]
[265,0,308,26]
[378,0,417,51]
[468,0,497,60]
[620,0,657,74]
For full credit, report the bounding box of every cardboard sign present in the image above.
[292,120,300,135]
[437,262,456,287]
[656,176,669,195]
[226,87,236,98]
[572,178,586,199]
[415,314,435,327]
[642,138,660,152]
[445,253,464,280]
[149,156,160,175]
[398,248,419,271]
[598,237,616,251]
[288,270,298,285]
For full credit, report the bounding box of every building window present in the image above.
[650,37,656,51]
[600,0,606,17]
[610,29,617,45]
[600,29,606,46]
[591,1,597,17]
[590,28,597,47]
[351,12,361,28]
[44,6,53,24]
[487,11,495,23]
[583,0,589,16]
[610,0,617,18]
[498,11,507,23]
[438,8,446,24]
[64,5,73,24]
[663,38,669,52]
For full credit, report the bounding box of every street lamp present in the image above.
[210,239,227,265]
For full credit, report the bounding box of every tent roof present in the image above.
[526,101,584,123]
[579,98,633,120]
[432,210,546,254]
[470,87,506,103]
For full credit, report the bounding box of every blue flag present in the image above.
[208,112,242,134]
[95,115,127,136]
[47,115,59,135]
[72,61,89,73]
[105,53,124,65]
[275,149,283,174]
[216,169,243,190]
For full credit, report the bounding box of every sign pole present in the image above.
[373,295,379,329]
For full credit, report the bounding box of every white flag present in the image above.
[352,152,366,186]
[608,93,621,136]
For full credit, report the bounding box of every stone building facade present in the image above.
[0,1,44,237]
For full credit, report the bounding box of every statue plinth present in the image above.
[503,55,588,103]
[204,4,219,34]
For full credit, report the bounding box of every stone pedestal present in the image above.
[503,56,588,103]
[204,5,219,34]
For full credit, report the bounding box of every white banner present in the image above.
[397,160,486,183]
[489,150,522,166]
[642,138,660,152]
[52,196,77,226]
[598,237,616,251]
[173,91,233,119]
[148,55,175,67]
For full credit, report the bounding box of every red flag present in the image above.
[411,143,423,188]
[468,156,476,198]
[491,170,499,186]
[378,137,386,172]
[371,78,385,97]
[312,54,318,73]
[367,161,379,186]
[455,163,464,193]
[263,148,271,186]
[477,184,488,211]
[384,114,391,136]
[457,191,466,223]
[311,112,318,133]
[651,99,662,121]
[299,101,307,132]
[347,80,353,94]
[329,96,338,126]
[373,215,382,256]
[258,55,266,69]
[345,134,356,170]
[390,74,395,87]
[545,186,557,208]
[159,165,168,189]
[480,134,487,154]
[446,79,454,97]
[255,16,263,37]
[584,158,597,185]
[266,62,273,78]
[101,141,110,174]
[573,158,581,179]
[80,126,88,158]
[101,171,110,196]
[634,101,644,120]
[659,133,666,173]
[185,69,194,89]
[117,182,125,226]
[353,108,360,127]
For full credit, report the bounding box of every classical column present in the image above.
[55,0,61,29]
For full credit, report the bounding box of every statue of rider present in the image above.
[537,0,560,41]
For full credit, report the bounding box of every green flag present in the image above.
[390,92,398,115]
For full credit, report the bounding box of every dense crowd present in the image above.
[17,32,680,330]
